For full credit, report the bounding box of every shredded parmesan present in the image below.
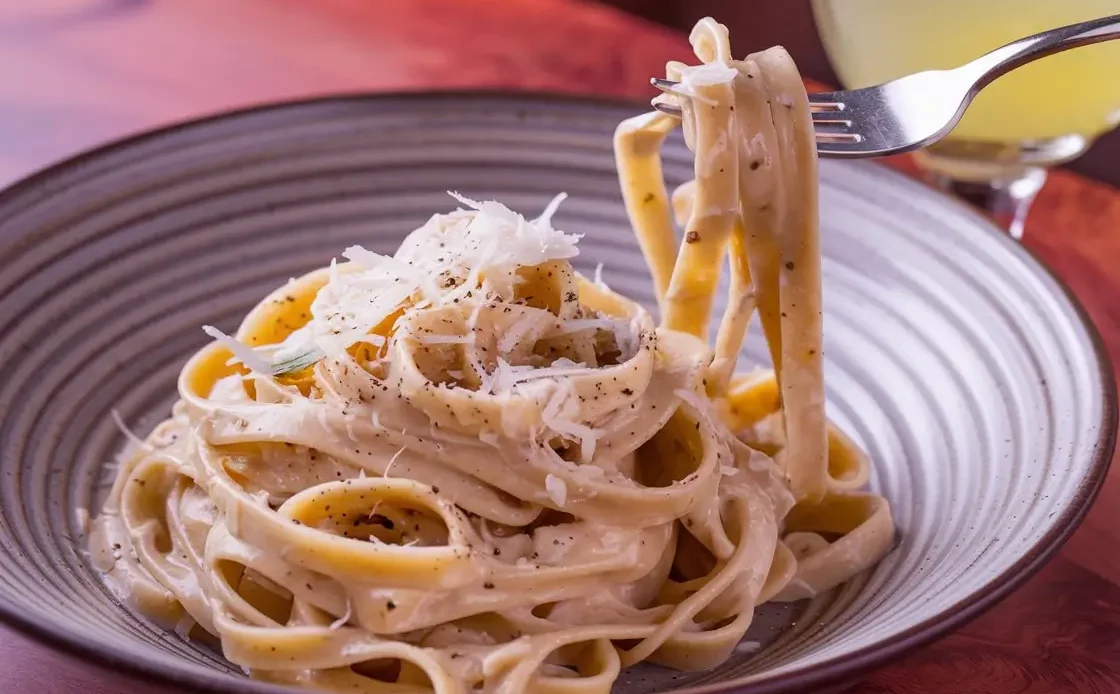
[734,640,761,654]
[416,334,475,345]
[593,262,609,290]
[541,380,601,462]
[110,409,153,454]
[383,446,407,479]
[489,357,590,394]
[497,315,541,354]
[202,194,584,373]
[545,474,568,507]
[202,326,274,374]
[554,318,624,335]
[329,599,353,630]
[445,192,580,271]
[209,373,249,402]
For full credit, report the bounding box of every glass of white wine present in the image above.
[811,0,1120,238]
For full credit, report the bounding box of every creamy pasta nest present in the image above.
[92,17,893,694]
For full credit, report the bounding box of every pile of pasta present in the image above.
[92,17,892,694]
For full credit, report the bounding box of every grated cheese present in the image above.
[383,446,407,479]
[343,245,440,299]
[489,357,591,394]
[445,192,580,271]
[202,194,581,370]
[540,380,601,462]
[535,191,567,229]
[110,409,154,454]
[202,326,274,374]
[416,334,475,345]
[329,599,353,630]
[210,373,249,402]
[554,318,625,335]
[593,262,609,290]
[613,317,643,360]
[497,314,543,355]
[734,640,761,654]
[544,474,568,507]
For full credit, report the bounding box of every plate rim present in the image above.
[0,89,1114,694]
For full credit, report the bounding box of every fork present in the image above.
[651,14,1120,158]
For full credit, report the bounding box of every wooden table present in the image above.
[2,1,1119,692]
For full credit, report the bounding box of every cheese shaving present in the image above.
[545,474,568,507]
[489,357,590,394]
[416,334,475,345]
[541,380,601,462]
[202,326,274,374]
[554,318,625,335]
[593,262,609,290]
[497,315,542,355]
[110,409,154,454]
[329,599,353,630]
[204,194,581,370]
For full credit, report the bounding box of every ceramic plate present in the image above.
[0,94,1113,694]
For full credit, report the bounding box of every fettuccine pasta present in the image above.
[91,18,893,694]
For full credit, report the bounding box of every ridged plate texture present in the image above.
[0,94,1113,694]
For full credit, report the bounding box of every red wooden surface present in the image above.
[2,1,1119,692]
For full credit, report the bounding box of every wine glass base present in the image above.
[914,134,1090,239]
[927,169,1046,241]
[916,134,1090,182]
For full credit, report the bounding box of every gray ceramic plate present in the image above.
[0,94,1114,694]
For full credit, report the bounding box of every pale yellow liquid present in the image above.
[812,0,1120,142]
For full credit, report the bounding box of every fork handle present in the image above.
[959,14,1120,91]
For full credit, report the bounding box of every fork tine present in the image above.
[652,101,683,117]
[648,78,869,151]
[811,115,853,127]
[652,79,845,113]
[806,90,847,112]
[815,132,864,144]
[654,100,841,118]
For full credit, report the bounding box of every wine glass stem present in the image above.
[927,168,1048,241]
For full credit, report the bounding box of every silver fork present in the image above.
[651,14,1120,158]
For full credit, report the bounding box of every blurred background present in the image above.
[604,0,1120,188]
[2,0,1116,190]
